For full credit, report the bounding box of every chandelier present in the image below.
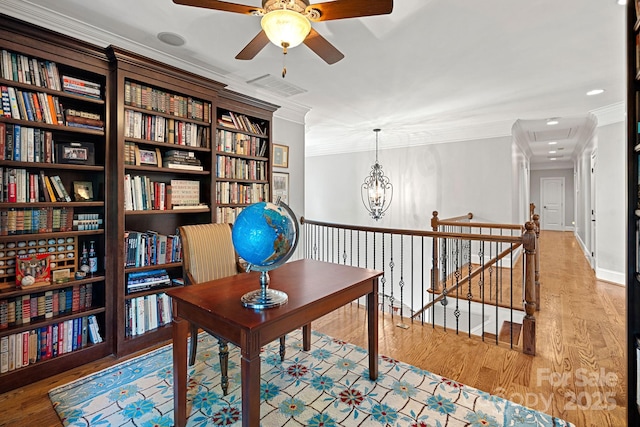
[361,129,393,220]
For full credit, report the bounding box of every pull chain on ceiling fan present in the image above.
[173,0,393,74]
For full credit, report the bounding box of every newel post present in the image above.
[431,211,440,292]
[523,221,536,355]
[532,213,541,311]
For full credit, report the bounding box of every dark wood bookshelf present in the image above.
[628,2,640,425]
[0,14,111,391]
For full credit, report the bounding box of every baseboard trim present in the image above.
[595,268,625,286]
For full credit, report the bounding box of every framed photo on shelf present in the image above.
[73,181,94,201]
[272,144,289,168]
[56,141,95,165]
[136,147,162,166]
[272,172,289,205]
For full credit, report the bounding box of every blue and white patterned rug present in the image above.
[49,330,573,426]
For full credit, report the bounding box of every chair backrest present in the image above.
[178,223,238,285]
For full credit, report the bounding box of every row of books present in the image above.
[0,123,55,163]
[0,283,93,328]
[1,85,64,125]
[126,268,171,293]
[163,149,203,171]
[0,207,75,236]
[216,155,268,181]
[124,293,172,337]
[61,76,101,100]
[124,230,182,268]
[217,111,267,136]
[216,206,244,224]
[0,49,62,91]
[0,314,102,374]
[124,110,210,148]
[124,80,210,123]
[124,175,206,211]
[124,175,170,211]
[216,129,267,157]
[216,182,269,205]
[0,168,73,203]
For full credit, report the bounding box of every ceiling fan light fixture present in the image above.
[261,9,311,49]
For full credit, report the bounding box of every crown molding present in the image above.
[590,101,625,127]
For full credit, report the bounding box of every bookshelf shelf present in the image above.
[124,207,210,215]
[0,229,104,241]
[0,77,105,105]
[124,137,211,152]
[0,274,105,299]
[125,164,209,175]
[0,117,105,136]
[0,201,104,208]
[0,160,104,172]
[125,262,181,273]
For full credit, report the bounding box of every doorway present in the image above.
[540,177,564,231]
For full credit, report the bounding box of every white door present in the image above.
[541,177,564,231]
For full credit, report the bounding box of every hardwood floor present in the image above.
[0,231,626,426]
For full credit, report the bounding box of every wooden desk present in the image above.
[168,259,382,427]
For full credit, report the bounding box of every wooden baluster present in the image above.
[533,213,541,311]
[523,221,536,355]
[431,211,440,292]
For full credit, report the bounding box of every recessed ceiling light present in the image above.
[549,150,557,154]
[618,0,627,5]
[586,89,605,96]
[546,118,559,126]
[548,141,558,145]
[550,157,557,161]
[157,32,186,47]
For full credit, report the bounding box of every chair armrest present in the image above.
[184,271,197,286]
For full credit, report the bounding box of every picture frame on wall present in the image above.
[272,172,289,205]
[272,144,289,168]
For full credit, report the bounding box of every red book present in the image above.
[57,321,64,355]
[46,324,53,359]
[22,331,29,367]
[7,177,16,203]
[21,295,30,324]
[71,285,80,313]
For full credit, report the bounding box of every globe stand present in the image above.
[241,271,288,309]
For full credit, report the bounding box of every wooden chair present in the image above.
[178,223,286,395]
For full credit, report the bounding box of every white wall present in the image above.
[305,136,515,229]
[272,115,306,260]
[594,121,625,284]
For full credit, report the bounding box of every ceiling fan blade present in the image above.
[306,0,393,21]
[235,30,270,60]
[172,0,259,15]
[303,28,344,64]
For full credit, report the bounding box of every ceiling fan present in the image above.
[172,0,394,65]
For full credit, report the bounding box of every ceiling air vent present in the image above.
[246,74,307,97]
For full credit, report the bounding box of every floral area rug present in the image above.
[49,329,573,426]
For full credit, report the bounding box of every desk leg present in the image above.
[367,280,379,380]
[241,332,261,427]
[173,316,189,427]
[302,323,311,351]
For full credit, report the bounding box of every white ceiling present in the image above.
[1,0,627,168]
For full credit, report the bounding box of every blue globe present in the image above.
[232,201,298,270]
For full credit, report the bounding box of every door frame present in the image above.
[540,177,565,231]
